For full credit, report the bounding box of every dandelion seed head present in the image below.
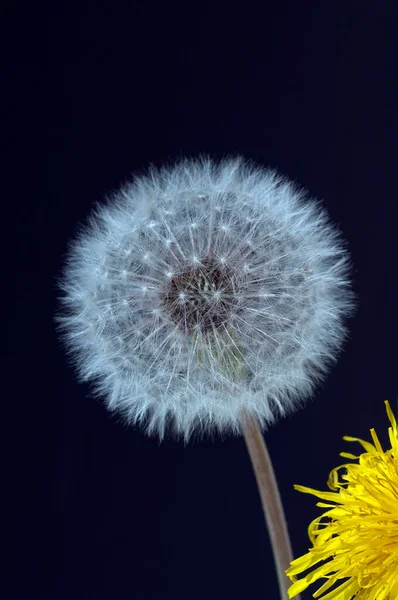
[57,156,355,440]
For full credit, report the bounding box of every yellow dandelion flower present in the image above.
[286,401,398,600]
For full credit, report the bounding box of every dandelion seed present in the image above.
[57,156,354,440]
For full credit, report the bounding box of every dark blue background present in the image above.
[6,2,397,599]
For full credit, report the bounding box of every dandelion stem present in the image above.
[240,413,298,600]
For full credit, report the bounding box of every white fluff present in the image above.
[57,156,355,440]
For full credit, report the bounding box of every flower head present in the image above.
[57,156,353,440]
[287,401,398,599]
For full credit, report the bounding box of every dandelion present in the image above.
[286,400,398,600]
[57,156,355,600]
[57,156,353,441]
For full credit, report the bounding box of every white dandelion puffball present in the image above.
[58,156,354,440]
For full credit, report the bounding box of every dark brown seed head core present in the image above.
[161,256,237,334]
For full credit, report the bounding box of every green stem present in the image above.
[240,413,299,600]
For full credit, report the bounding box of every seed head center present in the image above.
[161,257,236,333]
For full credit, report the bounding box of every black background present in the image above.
[6,2,398,599]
